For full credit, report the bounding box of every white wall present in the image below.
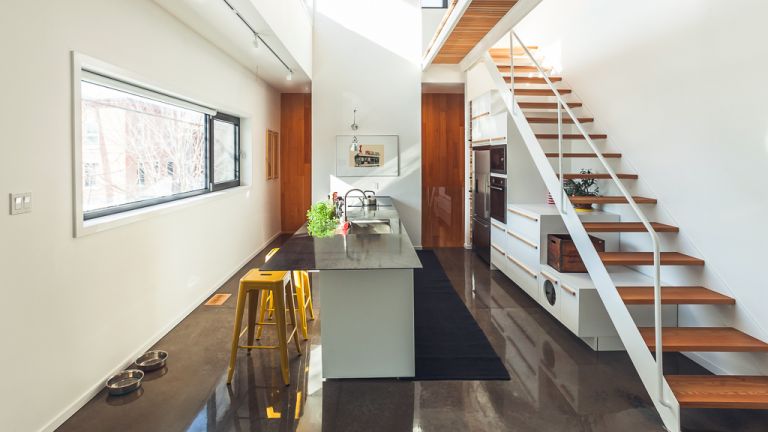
[250,0,314,78]
[422,8,446,54]
[515,0,768,375]
[0,1,281,431]
[313,0,423,245]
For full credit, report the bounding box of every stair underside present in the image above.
[521,102,582,109]
[617,286,734,305]
[599,252,704,266]
[583,222,678,232]
[515,88,572,95]
[527,117,594,124]
[639,327,768,352]
[569,195,656,204]
[537,133,607,139]
[559,173,637,180]
[667,375,768,409]
[545,152,620,158]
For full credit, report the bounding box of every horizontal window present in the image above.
[79,71,240,220]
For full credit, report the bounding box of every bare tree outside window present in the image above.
[80,78,238,219]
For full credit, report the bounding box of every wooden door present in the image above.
[280,93,312,233]
[421,93,465,248]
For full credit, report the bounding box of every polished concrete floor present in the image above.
[59,240,768,431]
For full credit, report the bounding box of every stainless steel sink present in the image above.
[348,219,392,234]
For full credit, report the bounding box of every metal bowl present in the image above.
[135,350,168,372]
[106,369,144,396]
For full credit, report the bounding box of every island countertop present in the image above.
[261,197,422,271]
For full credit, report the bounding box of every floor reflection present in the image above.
[59,246,768,432]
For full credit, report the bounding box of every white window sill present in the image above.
[74,185,250,238]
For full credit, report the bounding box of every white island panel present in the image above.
[319,269,415,378]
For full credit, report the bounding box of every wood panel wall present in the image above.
[280,93,312,233]
[422,93,465,248]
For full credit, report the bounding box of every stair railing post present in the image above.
[558,100,564,214]
[509,31,515,115]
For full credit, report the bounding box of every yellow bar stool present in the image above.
[226,268,302,386]
[256,248,316,340]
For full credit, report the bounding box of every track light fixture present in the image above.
[221,0,294,83]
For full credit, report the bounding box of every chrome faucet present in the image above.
[343,188,366,221]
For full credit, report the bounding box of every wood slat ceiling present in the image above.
[432,0,518,64]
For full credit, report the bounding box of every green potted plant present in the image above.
[306,200,339,237]
[563,168,600,212]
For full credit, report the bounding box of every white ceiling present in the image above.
[154,0,311,92]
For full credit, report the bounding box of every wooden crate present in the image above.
[547,234,605,273]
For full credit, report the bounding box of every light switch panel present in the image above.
[9,192,31,215]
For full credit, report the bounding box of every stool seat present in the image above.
[241,269,288,285]
[227,267,301,386]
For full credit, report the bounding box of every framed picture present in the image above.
[336,135,399,177]
[266,129,279,180]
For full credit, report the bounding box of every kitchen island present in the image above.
[261,197,422,379]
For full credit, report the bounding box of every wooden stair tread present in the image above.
[490,46,539,57]
[569,195,656,204]
[515,88,572,95]
[583,222,678,232]
[617,286,734,305]
[521,102,582,109]
[639,327,768,352]
[558,173,637,180]
[497,65,550,73]
[506,76,562,83]
[527,117,594,124]
[537,133,607,140]
[545,152,620,158]
[599,252,704,266]
[666,375,768,409]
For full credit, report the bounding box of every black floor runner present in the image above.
[412,250,510,380]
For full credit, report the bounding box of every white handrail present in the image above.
[510,30,670,410]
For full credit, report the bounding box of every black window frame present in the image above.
[80,77,241,221]
[208,112,241,192]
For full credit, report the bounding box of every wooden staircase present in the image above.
[494,46,768,414]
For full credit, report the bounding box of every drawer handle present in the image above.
[507,208,539,222]
[506,254,537,279]
[507,229,538,249]
[540,271,558,283]
[560,283,577,296]
[491,221,505,230]
[491,243,505,254]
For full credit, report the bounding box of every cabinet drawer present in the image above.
[491,242,507,273]
[506,228,540,269]
[491,220,507,251]
[558,280,579,334]
[507,207,540,241]
[506,254,539,301]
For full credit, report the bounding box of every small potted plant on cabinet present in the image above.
[563,169,599,212]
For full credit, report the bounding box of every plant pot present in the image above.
[573,203,594,212]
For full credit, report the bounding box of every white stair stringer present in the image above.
[481,52,682,432]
